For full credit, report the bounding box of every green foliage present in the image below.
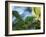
[12,7,41,30]
[25,16,34,22]
[12,11,23,20]
[32,20,40,29]
[33,7,41,20]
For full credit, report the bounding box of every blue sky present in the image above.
[12,6,26,15]
[12,6,32,22]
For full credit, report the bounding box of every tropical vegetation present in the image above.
[12,7,41,30]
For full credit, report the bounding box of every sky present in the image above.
[12,6,32,22]
[12,6,26,15]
